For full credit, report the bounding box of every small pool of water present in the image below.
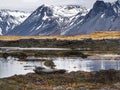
[53,57,120,72]
[0,57,120,78]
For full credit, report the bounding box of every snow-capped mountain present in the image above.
[6,5,87,35]
[63,0,120,35]
[0,9,30,35]
[6,0,120,36]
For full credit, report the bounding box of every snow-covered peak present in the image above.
[49,5,87,17]
[23,4,88,26]
[0,9,30,35]
[0,9,30,24]
[31,4,88,18]
[6,4,88,36]
[4,1,120,36]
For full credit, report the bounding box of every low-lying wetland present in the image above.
[0,38,120,89]
[0,56,120,78]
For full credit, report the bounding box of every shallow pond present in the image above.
[0,57,120,78]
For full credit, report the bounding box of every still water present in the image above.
[0,57,120,78]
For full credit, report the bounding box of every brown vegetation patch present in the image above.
[1,31,120,41]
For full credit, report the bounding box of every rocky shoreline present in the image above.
[0,69,120,90]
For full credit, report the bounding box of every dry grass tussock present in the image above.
[0,31,120,41]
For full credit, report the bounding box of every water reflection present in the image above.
[0,58,43,78]
[0,57,120,78]
[53,58,120,72]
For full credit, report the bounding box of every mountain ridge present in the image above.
[1,0,120,36]
[6,5,88,36]
[0,9,30,35]
[63,0,120,35]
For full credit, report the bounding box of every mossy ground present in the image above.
[0,70,120,90]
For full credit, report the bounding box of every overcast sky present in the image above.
[0,0,117,11]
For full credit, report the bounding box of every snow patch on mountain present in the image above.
[63,0,120,35]
[50,5,87,17]
[6,0,120,36]
[0,9,30,35]
[6,5,88,36]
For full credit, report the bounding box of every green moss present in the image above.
[44,60,56,69]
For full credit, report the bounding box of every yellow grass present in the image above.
[0,31,120,41]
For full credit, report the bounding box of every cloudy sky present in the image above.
[0,0,117,11]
